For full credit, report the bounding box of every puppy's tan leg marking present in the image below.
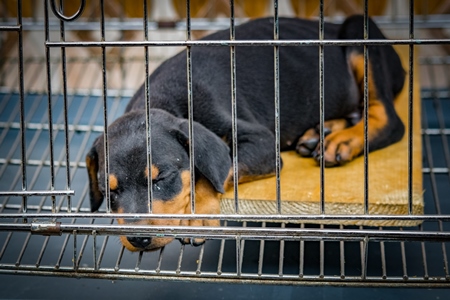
[181,175,221,246]
[321,53,389,166]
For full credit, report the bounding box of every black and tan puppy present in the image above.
[86,15,405,251]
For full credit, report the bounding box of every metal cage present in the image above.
[0,0,450,288]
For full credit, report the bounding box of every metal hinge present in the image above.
[31,221,62,236]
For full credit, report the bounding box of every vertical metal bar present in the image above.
[423,65,450,280]
[229,0,239,213]
[257,222,266,276]
[239,222,246,274]
[58,0,72,213]
[92,230,98,271]
[319,224,324,279]
[73,230,77,270]
[217,221,227,275]
[0,233,11,261]
[15,234,31,266]
[176,244,185,274]
[299,223,305,278]
[339,224,345,279]
[379,227,387,279]
[55,183,88,269]
[0,94,55,260]
[17,0,27,221]
[318,0,325,214]
[363,0,369,214]
[75,220,95,268]
[430,69,450,280]
[400,229,408,280]
[196,244,205,275]
[114,246,125,272]
[155,246,165,274]
[419,224,429,280]
[361,235,368,280]
[45,0,56,215]
[441,243,449,280]
[273,0,281,213]
[118,0,127,89]
[53,92,104,270]
[135,251,144,272]
[100,0,110,213]
[143,0,153,213]
[236,234,242,276]
[390,0,397,22]
[36,236,50,267]
[97,221,113,270]
[186,0,196,214]
[13,88,83,264]
[407,0,415,214]
[278,223,285,277]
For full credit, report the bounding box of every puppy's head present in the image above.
[86,109,231,251]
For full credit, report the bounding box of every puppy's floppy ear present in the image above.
[86,141,104,212]
[176,121,231,193]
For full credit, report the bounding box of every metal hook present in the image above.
[49,0,86,22]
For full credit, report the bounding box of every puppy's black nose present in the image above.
[127,236,152,249]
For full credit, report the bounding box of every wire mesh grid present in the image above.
[0,0,450,287]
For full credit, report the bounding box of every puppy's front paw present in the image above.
[296,127,332,157]
[178,237,206,246]
[178,218,220,247]
[314,128,364,167]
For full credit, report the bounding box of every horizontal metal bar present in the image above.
[421,90,450,98]
[0,204,89,212]
[420,56,450,65]
[422,129,450,135]
[2,122,448,137]
[0,25,21,31]
[422,168,449,174]
[46,39,450,48]
[0,156,446,175]
[0,121,105,133]
[1,223,449,242]
[2,14,450,31]
[0,190,74,197]
[0,87,135,98]
[0,265,449,287]
[0,212,447,222]
[0,158,86,169]
[0,267,448,287]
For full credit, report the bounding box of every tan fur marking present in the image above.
[318,53,390,164]
[223,167,276,190]
[324,119,350,132]
[109,174,118,191]
[350,53,389,137]
[145,165,160,180]
[238,173,276,185]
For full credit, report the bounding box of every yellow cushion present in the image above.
[221,46,423,227]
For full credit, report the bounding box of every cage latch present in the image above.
[31,221,62,236]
